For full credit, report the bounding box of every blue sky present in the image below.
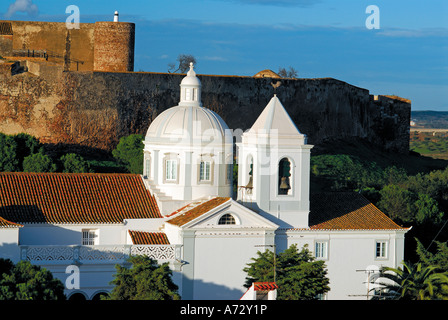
[1,0,447,111]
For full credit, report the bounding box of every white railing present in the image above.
[20,245,182,265]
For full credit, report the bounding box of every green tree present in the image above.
[0,258,66,300]
[416,238,448,271]
[414,193,444,225]
[60,153,92,173]
[23,151,57,173]
[378,184,415,225]
[243,244,330,300]
[0,133,19,172]
[107,256,180,300]
[13,133,41,170]
[112,134,144,174]
[371,261,448,300]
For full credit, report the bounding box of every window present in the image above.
[315,241,328,259]
[145,158,150,178]
[199,161,211,181]
[226,163,233,185]
[185,88,191,101]
[166,159,177,181]
[82,229,98,245]
[218,213,236,225]
[376,241,388,259]
[245,156,254,194]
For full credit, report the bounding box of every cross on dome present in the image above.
[187,62,196,77]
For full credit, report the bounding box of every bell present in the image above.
[246,176,253,189]
[279,176,290,190]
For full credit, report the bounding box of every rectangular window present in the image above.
[166,159,177,181]
[315,241,328,259]
[199,161,211,181]
[145,158,150,178]
[376,241,388,259]
[82,229,98,245]
[226,163,233,184]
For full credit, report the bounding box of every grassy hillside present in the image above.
[410,131,448,160]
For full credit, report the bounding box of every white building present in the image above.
[0,64,410,300]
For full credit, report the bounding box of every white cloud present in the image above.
[202,56,228,62]
[4,0,38,18]
[377,27,448,38]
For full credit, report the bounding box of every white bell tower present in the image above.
[237,95,313,228]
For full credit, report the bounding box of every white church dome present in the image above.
[145,63,232,147]
[145,105,231,146]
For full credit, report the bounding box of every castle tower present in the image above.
[0,21,13,57]
[93,15,135,72]
[143,64,234,214]
[237,95,313,228]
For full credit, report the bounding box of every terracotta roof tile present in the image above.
[128,230,170,245]
[0,216,23,228]
[0,172,161,224]
[166,197,231,227]
[309,192,408,230]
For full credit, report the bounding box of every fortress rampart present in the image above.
[0,20,135,72]
[0,19,410,154]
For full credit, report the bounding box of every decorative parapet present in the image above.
[20,244,183,267]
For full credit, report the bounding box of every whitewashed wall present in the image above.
[0,228,20,262]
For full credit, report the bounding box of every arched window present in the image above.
[218,213,236,225]
[278,158,291,195]
[245,155,254,194]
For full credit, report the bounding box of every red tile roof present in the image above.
[166,197,231,226]
[0,172,161,224]
[309,192,409,230]
[0,216,23,228]
[128,230,170,245]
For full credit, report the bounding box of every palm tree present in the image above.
[371,261,448,300]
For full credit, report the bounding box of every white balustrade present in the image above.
[20,245,182,265]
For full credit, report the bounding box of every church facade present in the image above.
[0,64,410,300]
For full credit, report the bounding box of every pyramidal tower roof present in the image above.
[249,95,303,137]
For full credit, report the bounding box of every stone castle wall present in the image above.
[0,20,135,72]
[0,66,411,153]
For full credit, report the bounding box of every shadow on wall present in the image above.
[0,205,86,245]
[0,242,21,263]
[184,276,248,300]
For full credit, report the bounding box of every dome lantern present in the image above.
[179,62,202,107]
